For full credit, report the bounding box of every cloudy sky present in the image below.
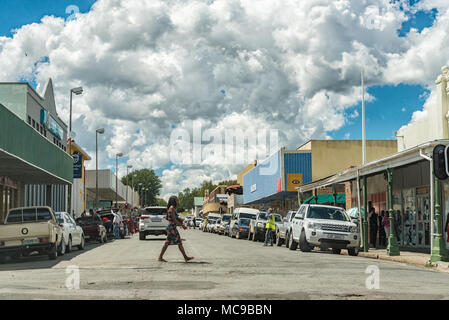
[0,0,448,200]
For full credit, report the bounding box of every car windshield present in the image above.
[239,212,256,220]
[258,212,282,222]
[222,215,231,222]
[144,208,166,216]
[258,212,268,220]
[239,218,250,226]
[307,207,349,221]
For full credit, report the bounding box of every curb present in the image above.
[349,251,449,274]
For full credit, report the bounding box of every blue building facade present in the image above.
[243,148,312,212]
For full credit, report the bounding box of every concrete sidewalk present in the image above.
[343,248,449,274]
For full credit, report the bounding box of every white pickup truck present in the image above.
[289,204,359,256]
[0,206,64,261]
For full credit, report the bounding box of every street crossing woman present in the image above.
[158,196,194,263]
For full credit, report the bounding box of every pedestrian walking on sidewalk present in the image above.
[158,196,194,263]
[369,207,378,248]
[264,208,276,247]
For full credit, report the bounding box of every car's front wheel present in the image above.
[252,231,257,242]
[289,231,298,250]
[348,247,358,256]
[299,230,312,252]
[139,232,146,240]
[276,232,283,246]
[285,231,290,248]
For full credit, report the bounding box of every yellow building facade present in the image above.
[297,140,398,181]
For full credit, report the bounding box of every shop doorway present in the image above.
[416,194,431,247]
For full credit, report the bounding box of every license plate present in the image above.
[23,238,39,245]
[151,217,162,222]
[325,233,345,239]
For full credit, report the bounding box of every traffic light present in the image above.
[433,144,448,180]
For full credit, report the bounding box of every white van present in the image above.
[229,207,259,233]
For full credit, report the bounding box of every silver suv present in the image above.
[289,204,359,256]
[138,207,168,240]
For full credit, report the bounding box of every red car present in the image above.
[75,216,108,243]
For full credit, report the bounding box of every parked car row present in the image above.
[0,206,135,263]
[199,204,360,256]
[0,206,84,262]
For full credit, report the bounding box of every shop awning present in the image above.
[304,194,345,204]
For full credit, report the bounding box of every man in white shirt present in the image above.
[113,211,122,239]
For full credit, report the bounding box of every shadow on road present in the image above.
[170,261,212,265]
[0,241,108,271]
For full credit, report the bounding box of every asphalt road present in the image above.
[0,228,448,300]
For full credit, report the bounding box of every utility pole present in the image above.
[362,68,366,165]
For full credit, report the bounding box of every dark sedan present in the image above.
[75,216,107,243]
[230,218,251,239]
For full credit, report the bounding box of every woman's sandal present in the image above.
[184,256,194,262]
[158,258,168,262]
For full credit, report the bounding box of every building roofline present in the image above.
[298,139,448,193]
[296,139,397,150]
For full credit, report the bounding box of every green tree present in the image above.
[155,198,167,207]
[122,169,162,207]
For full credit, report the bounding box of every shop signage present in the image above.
[73,153,83,179]
[216,194,229,202]
[40,109,64,139]
[250,184,257,193]
[287,173,303,192]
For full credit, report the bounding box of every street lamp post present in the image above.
[69,87,83,155]
[68,87,83,218]
[115,152,123,208]
[131,173,136,207]
[95,128,105,210]
[126,165,133,206]
[138,183,143,207]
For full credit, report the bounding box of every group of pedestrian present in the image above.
[369,206,396,248]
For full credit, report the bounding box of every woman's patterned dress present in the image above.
[165,209,182,245]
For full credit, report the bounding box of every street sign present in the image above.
[73,153,83,179]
